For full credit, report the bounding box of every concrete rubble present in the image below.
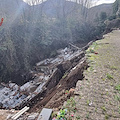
[0,42,92,110]
[0,109,39,120]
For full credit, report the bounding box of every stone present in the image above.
[27,113,39,120]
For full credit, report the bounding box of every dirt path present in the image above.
[74,30,120,120]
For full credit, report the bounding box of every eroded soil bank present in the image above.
[2,30,120,120]
[28,42,93,112]
[0,41,92,111]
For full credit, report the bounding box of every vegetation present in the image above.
[52,97,77,120]
[100,12,107,21]
[106,73,113,79]
[115,84,120,91]
[108,14,116,21]
[0,0,110,84]
[113,0,120,14]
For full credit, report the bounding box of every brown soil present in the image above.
[29,58,87,113]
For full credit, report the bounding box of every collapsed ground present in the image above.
[0,41,91,120]
[1,30,120,120]
[29,30,120,119]
[0,41,92,110]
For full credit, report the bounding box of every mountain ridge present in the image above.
[0,0,114,84]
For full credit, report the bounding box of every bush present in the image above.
[108,15,116,21]
[100,12,107,21]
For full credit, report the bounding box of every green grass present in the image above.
[110,66,118,70]
[86,112,90,119]
[118,106,120,114]
[102,78,106,81]
[87,66,94,72]
[106,73,113,79]
[89,49,95,53]
[86,42,98,54]
[114,95,120,101]
[66,97,76,113]
[62,73,68,79]
[101,106,106,112]
[76,116,80,119]
[87,100,90,105]
[115,84,120,91]
[105,114,109,120]
[106,91,109,95]
[95,107,97,112]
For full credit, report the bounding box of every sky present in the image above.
[94,0,116,5]
[23,0,116,6]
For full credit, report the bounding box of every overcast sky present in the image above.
[95,0,116,5]
[23,0,116,6]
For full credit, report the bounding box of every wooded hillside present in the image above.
[0,0,114,84]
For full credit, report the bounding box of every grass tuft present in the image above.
[106,73,113,79]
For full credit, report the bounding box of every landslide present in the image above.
[28,42,93,113]
[29,58,87,112]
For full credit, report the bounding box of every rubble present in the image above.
[27,113,39,120]
[0,109,39,120]
[0,42,92,110]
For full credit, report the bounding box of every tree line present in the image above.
[0,0,111,84]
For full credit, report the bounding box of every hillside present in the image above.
[0,0,29,27]
[1,0,120,119]
[34,0,86,17]
[1,29,120,120]
[0,0,115,86]
[0,0,93,84]
[88,4,113,24]
[50,29,120,119]
[0,0,113,26]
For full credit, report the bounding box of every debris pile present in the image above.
[0,42,92,109]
